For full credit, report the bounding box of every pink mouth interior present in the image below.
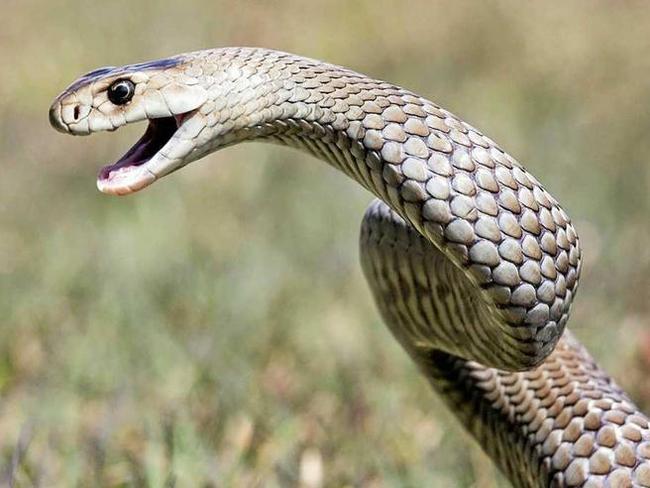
[98,116,179,183]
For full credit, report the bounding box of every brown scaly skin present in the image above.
[361,202,650,487]
[49,47,649,486]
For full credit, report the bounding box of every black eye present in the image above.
[107,79,135,105]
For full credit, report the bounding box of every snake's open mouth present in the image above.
[96,114,188,195]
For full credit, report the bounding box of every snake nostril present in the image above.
[73,105,81,120]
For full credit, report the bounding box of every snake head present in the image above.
[49,56,209,195]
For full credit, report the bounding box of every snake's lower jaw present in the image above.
[96,166,157,195]
[96,114,194,196]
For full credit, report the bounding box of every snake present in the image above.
[48,47,650,487]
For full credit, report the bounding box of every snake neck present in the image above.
[182,48,580,371]
[188,48,427,200]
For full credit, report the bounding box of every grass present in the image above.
[1,1,649,486]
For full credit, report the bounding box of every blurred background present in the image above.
[1,1,649,486]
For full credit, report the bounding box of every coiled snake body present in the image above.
[49,47,650,487]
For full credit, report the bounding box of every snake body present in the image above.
[49,47,650,487]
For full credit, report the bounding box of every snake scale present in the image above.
[48,47,650,487]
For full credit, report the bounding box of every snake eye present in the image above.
[107,79,135,105]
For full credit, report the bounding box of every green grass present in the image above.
[1,1,649,486]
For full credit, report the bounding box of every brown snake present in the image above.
[48,47,650,487]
